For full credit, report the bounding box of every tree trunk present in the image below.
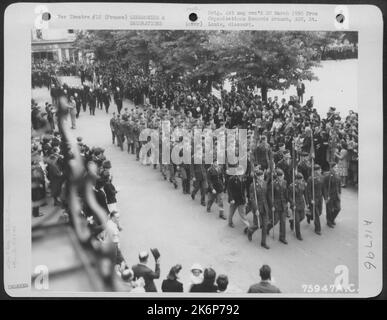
[261,86,268,102]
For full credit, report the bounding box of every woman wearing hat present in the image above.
[190,268,218,293]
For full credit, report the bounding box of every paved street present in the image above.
[32,86,358,294]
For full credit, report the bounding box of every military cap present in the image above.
[314,164,321,171]
[255,169,264,176]
[276,168,284,176]
[296,172,304,180]
[283,150,291,156]
[299,151,309,157]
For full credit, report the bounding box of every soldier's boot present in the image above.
[261,243,270,250]
[200,194,206,206]
[219,209,226,220]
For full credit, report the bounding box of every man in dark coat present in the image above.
[206,160,226,219]
[306,164,324,235]
[114,87,123,115]
[296,80,305,104]
[110,113,117,145]
[227,166,253,237]
[88,89,97,116]
[247,265,281,293]
[323,162,341,228]
[46,151,63,207]
[74,91,82,118]
[132,251,160,292]
[95,85,103,110]
[190,151,207,206]
[93,179,109,214]
[102,88,112,114]
[81,84,89,112]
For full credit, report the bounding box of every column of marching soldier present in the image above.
[109,109,342,250]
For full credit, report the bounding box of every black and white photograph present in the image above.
[30,28,360,294]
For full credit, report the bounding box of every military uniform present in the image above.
[81,85,89,112]
[88,90,97,115]
[114,88,123,114]
[252,142,271,170]
[268,170,289,244]
[306,165,324,234]
[127,119,135,154]
[228,173,250,228]
[102,89,112,113]
[206,164,225,218]
[323,166,341,227]
[190,160,207,206]
[288,174,307,240]
[249,172,270,248]
[116,117,126,151]
[110,114,117,144]
[297,155,312,182]
[94,86,102,109]
[133,121,141,160]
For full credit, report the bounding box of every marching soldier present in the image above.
[95,85,103,110]
[180,159,191,195]
[306,164,324,235]
[268,168,289,245]
[74,91,82,118]
[288,172,307,241]
[168,141,178,189]
[276,150,292,187]
[116,115,126,151]
[206,159,226,220]
[110,112,117,145]
[50,83,59,106]
[81,83,89,112]
[114,87,123,115]
[227,166,253,237]
[248,169,270,249]
[297,151,312,181]
[323,162,341,228]
[190,146,207,206]
[133,120,141,161]
[102,88,111,114]
[127,117,136,155]
[88,88,97,116]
